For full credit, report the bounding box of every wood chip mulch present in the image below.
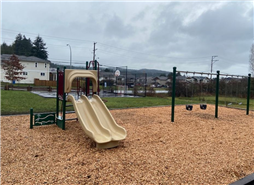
[1,105,254,184]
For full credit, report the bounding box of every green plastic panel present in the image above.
[34,113,56,126]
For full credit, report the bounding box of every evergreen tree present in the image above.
[2,34,48,58]
[31,35,48,60]
[167,73,173,80]
[13,33,23,55]
[159,73,166,77]
[20,36,32,56]
[12,33,33,56]
[1,42,13,54]
[2,54,26,83]
[104,68,112,72]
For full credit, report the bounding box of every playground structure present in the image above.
[171,67,252,122]
[30,64,127,149]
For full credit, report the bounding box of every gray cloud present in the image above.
[1,1,253,75]
[104,14,135,39]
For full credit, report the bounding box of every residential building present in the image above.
[1,54,51,84]
[192,76,210,83]
[176,76,186,82]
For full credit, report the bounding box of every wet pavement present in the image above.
[31,90,136,99]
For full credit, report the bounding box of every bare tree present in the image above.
[2,54,26,84]
[249,44,254,76]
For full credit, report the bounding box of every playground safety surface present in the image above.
[1,105,254,184]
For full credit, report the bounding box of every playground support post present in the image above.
[62,67,66,130]
[94,60,99,94]
[56,68,59,119]
[171,67,176,122]
[215,70,220,118]
[30,108,33,129]
[246,74,251,115]
[86,61,89,96]
[56,67,66,130]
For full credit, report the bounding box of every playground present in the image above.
[2,65,254,184]
[1,105,254,184]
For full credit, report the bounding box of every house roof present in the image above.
[1,54,50,63]
[176,76,186,80]
[192,76,209,80]
[159,76,168,81]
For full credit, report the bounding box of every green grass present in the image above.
[1,90,254,115]
[177,96,254,110]
[103,97,170,109]
[1,90,171,115]
[1,90,57,115]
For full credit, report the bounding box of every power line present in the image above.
[2,28,94,44]
[2,28,246,65]
[1,36,92,50]
[219,56,242,64]
[98,42,210,60]
[2,28,211,60]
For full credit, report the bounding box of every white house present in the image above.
[1,54,51,84]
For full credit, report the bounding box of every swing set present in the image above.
[171,67,252,122]
[184,72,208,111]
[224,75,245,107]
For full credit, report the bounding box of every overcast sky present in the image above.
[1,1,253,75]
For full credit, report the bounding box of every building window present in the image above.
[41,73,45,76]
[45,63,47,68]
[23,72,28,75]
[35,63,38,67]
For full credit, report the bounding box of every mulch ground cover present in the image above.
[1,105,254,184]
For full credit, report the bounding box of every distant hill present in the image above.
[50,63,86,70]
[50,63,172,77]
[136,68,172,77]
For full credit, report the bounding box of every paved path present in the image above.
[31,90,136,99]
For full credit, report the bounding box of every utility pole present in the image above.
[93,42,97,62]
[66,44,72,69]
[210,56,218,79]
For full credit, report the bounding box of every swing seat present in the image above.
[186,105,193,111]
[200,104,207,110]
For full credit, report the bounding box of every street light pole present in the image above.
[67,44,72,69]
[117,66,128,94]
[210,55,218,79]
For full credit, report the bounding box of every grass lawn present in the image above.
[1,90,171,115]
[103,96,170,109]
[178,96,254,110]
[1,90,254,115]
[1,90,57,115]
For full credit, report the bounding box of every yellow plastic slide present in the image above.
[67,94,127,149]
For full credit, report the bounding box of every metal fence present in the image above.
[99,66,148,97]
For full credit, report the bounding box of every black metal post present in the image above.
[30,108,33,129]
[215,70,220,118]
[171,67,176,122]
[246,74,251,115]
[56,68,59,119]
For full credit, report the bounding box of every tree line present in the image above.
[1,33,48,60]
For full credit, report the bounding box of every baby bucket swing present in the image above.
[185,73,193,111]
[200,76,207,110]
